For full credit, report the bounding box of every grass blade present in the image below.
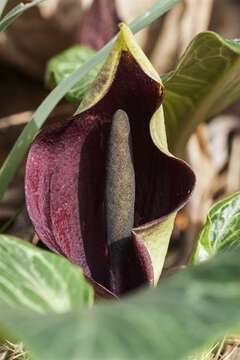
[130,0,182,33]
[0,0,45,32]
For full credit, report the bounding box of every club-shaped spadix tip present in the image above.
[112,109,131,137]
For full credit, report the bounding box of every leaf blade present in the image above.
[191,192,240,264]
[0,235,93,313]
[163,32,240,155]
[45,45,102,103]
[0,0,45,32]
[0,249,240,359]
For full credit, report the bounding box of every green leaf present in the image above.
[0,235,93,313]
[1,249,240,359]
[0,0,45,32]
[45,45,102,103]
[0,0,183,202]
[163,32,240,155]
[191,192,240,265]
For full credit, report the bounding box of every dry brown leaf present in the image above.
[151,0,214,73]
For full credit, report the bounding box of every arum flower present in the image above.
[25,24,195,296]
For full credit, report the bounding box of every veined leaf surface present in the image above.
[191,192,240,264]
[163,32,240,154]
[45,45,102,103]
[0,249,240,359]
[0,235,93,313]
